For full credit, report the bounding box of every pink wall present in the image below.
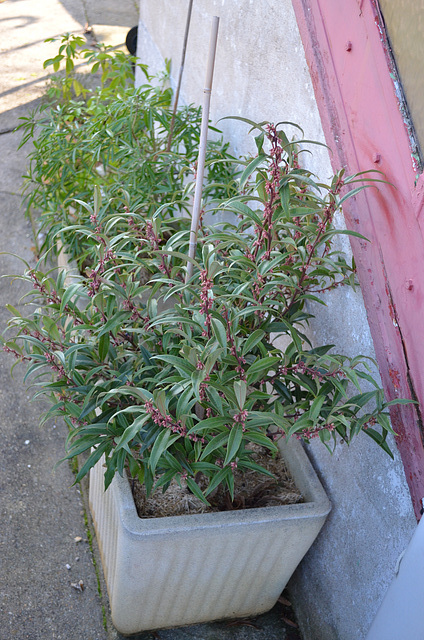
[293,0,424,518]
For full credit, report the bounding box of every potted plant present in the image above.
[2,120,406,634]
[18,35,237,267]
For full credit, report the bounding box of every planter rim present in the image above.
[111,436,331,536]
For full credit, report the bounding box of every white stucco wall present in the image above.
[136,2,417,639]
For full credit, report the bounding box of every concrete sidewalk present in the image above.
[0,2,302,639]
[0,2,137,639]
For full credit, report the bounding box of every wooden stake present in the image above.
[185,15,220,282]
[166,0,194,152]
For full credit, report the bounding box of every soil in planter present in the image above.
[131,445,303,518]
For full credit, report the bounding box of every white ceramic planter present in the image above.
[89,436,330,635]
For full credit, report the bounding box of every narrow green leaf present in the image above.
[243,431,278,452]
[149,430,180,474]
[93,185,102,216]
[204,467,231,497]
[187,416,228,434]
[200,432,229,460]
[75,440,111,483]
[60,283,82,314]
[186,477,209,504]
[152,354,195,375]
[98,332,110,361]
[239,155,266,189]
[242,329,265,356]
[246,356,280,384]
[224,423,243,466]
[234,379,247,409]
[376,412,396,435]
[280,184,290,218]
[310,395,325,421]
[385,398,416,406]
[155,390,167,416]
[211,317,227,349]
[115,415,149,451]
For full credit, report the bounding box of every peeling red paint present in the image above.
[406,279,414,291]
[293,0,424,519]
[389,367,401,390]
[385,285,396,323]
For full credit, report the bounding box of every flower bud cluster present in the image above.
[199,269,213,337]
[276,361,345,383]
[233,409,249,431]
[295,422,336,440]
[144,401,206,443]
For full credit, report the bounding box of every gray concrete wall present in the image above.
[136,2,417,639]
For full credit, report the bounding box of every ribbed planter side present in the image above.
[89,437,330,635]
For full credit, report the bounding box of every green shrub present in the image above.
[3,121,410,503]
[18,35,237,267]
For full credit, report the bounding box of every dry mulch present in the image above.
[131,445,303,518]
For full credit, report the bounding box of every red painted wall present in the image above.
[293,0,424,518]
